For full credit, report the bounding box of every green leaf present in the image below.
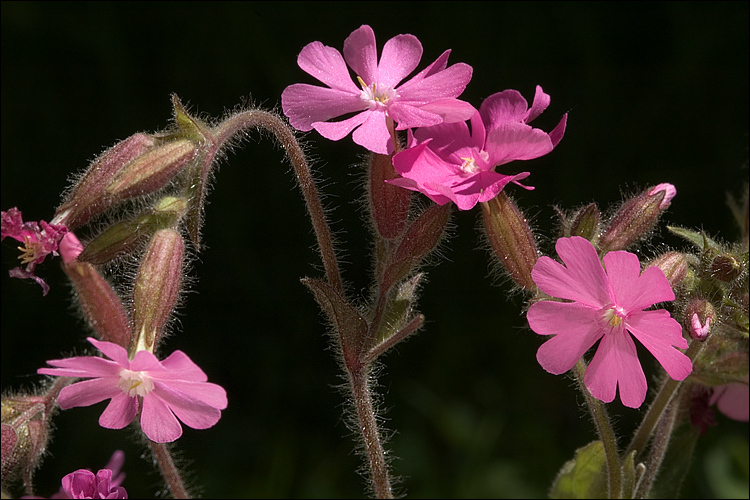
[550,440,608,499]
[667,226,720,250]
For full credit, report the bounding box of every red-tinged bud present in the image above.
[106,140,195,200]
[1,394,51,491]
[55,133,156,230]
[685,297,717,340]
[132,229,185,354]
[569,203,601,241]
[62,261,131,349]
[368,153,411,240]
[481,192,538,291]
[710,253,744,282]
[599,183,675,253]
[648,252,689,287]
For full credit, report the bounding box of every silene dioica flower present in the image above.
[281,24,475,154]
[527,236,693,408]
[38,338,227,443]
[388,86,567,210]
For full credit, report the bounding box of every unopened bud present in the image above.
[599,183,676,253]
[106,140,195,199]
[648,252,689,287]
[368,153,411,240]
[569,203,601,241]
[1,395,50,488]
[686,298,716,340]
[481,192,538,291]
[55,133,156,229]
[62,261,131,348]
[710,253,743,282]
[133,229,185,353]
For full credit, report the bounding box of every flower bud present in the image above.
[105,140,195,200]
[55,133,156,230]
[133,229,185,353]
[481,192,538,291]
[62,261,131,349]
[710,253,744,282]
[685,298,716,340]
[647,251,689,287]
[599,183,675,253]
[1,395,50,489]
[368,153,412,240]
[569,203,601,241]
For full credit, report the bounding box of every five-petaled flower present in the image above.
[527,236,692,408]
[1,207,80,295]
[38,338,228,443]
[281,24,475,155]
[387,86,567,210]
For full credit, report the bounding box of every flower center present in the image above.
[17,236,43,265]
[459,157,481,175]
[357,76,396,110]
[117,369,155,397]
[601,306,626,333]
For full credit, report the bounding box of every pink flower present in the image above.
[1,207,72,295]
[710,377,749,422]
[527,236,692,408]
[387,86,567,210]
[281,24,475,154]
[38,338,228,443]
[22,451,127,499]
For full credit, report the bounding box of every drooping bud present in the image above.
[62,261,131,349]
[1,394,51,491]
[685,298,717,340]
[599,183,676,253]
[481,192,538,291]
[78,196,188,265]
[647,251,689,287]
[368,153,412,240]
[55,133,156,230]
[132,229,185,354]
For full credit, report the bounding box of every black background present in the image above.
[2,2,748,498]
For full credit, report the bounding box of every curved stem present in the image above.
[573,360,621,498]
[213,110,344,294]
[148,441,188,499]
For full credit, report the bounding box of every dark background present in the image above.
[2,2,748,498]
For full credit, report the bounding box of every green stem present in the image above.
[573,359,621,498]
[624,338,706,460]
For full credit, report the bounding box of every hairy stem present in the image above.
[148,441,188,499]
[213,110,344,294]
[349,367,393,499]
[573,360,621,498]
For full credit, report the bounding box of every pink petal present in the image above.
[479,90,529,129]
[392,140,462,187]
[531,237,611,307]
[603,252,675,313]
[157,350,209,382]
[350,110,392,154]
[312,109,369,141]
[140,394,183,443]
[484,122,553,165]
[385,177,453,206]
[625,310,691,380]
[529,301,605,374]
[57,377,123,409]
[153,379,227,409]
[376,33,422,87]
[396,99,476,128]
[712,382,750,421]
[153,382,224,429]
[549,114,568,148]
[296,41,360,93]
[88,338,130,367]
[99,393,138,430]
[451,171,529,210]
[396,62,473,103]
[406,49,451,83]
[388,102,445,130]
[281,84,364,132]
[39,356,121,378]
[343,25,378,84]
[130,350,167,372]
[585,331,648,408]
[523,85,551,123]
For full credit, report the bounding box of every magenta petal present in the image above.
[626,310,692,380]
[282,84,364,132]
[39,356,121,378]
[350,110,392,154]
[549,114,568,148]
[397,62,473,102]
[530,301,605,374]
[296,41,360,93]
[153,382,224,429]
[130,350,166,372]
[485,122,553,165]
[99,393,138,429]
[88,338,130,367]
[479,90,528,129]
[312,110,369,141]
[57,378,123,409]
[377,33,422,87]
[343,25,378,84]
[140,394,183,443]
[524,85,551,123]
[712,382,750,421]
[153,379,227,409]
[531,237,611,307]
[62,470,97,498]
[604,252,675,312]
[585,331,647,408]
[388,102,445,130]
[157,350,209,381]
